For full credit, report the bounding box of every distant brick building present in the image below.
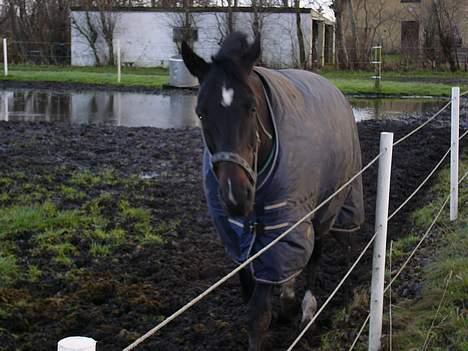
[341,0,468,67]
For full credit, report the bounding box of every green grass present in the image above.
[1,64,467,97]
[0,255,19,287]
[319,69,468,96]
[0,168,173,286]
[0,64,168,88]
[0,202,82,239]
[337,78,461,97]
[320,69,468,80]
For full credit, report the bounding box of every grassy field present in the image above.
[0,64,467,96]
[0,64,168,88]
[320,159,468,350]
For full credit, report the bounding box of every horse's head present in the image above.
[182,32,261,217]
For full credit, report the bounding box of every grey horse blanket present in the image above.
[204,67,364,284]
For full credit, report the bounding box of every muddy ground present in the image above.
[0,110,466,351]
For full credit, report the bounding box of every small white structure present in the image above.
[70,7,334,69]
[57,336,96,351]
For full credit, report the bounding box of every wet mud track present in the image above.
[0,115,466,351]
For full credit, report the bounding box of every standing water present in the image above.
[0,89,446,128]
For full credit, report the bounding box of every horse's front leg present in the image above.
[248,282,273,351]
[239,267,255,303]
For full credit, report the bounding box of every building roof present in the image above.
[70,6,332,18]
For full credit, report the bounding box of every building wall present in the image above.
[342,0,468,53]
[71,9,314,68]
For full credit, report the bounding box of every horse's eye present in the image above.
[198,115,204,120]
[250,106,257,114]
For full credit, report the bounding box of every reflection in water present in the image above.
[0,89,199,128]
[350,98,444,122]
[0,89,444,128]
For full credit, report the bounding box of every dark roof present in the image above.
[70,6,313,14]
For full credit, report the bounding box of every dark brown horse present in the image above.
[182,32,364,351]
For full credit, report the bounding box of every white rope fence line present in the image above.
[123,92,467,351]
[122,152,384,351]
[286,228,379,350]
[393,101,450,146]
[393,89,468,147]
[349,168,468,350]
[286,129,466,350]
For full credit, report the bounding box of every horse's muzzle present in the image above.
[217,164,255,217]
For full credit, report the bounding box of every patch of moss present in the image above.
[89,242,111,257]
[0,255,19,287]
[60,185,86,201]
[0,201,82,239]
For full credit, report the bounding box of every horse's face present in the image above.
[182,37,261,217]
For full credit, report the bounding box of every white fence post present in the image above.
[369,132,394,351]
[450,87,459,221]
[117,39,121,83]
[3,38,8,77]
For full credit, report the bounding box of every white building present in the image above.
[70,7,334,69]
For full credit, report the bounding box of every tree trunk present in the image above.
[433,0,458,72]
[347,0,359,69]
[333,0,349,68]
[295,0,306,68]
[227,0,233,33]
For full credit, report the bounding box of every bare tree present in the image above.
[71,0,120,65]
[4,0,72,64]
[431,0,459,71]
[294,0,306,68]
[332,0,402,69]
[213,0,236,44]
[330,0,350,68]
[97,0,118,65]
[72,10,102,64]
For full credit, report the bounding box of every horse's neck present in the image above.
[249,72,274,170]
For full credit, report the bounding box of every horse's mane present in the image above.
[213,32,250,63]
[211,32,251,81]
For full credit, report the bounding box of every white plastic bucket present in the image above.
[169,56,198,88]
[57,336,96,351]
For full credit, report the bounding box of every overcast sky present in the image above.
[308,0,334,21]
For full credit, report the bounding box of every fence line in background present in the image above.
[393,101,451,147]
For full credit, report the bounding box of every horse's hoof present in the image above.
[300,290,318,328]
[278,300,300,324]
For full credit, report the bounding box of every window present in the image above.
[401,21,420,54]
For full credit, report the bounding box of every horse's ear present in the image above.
[241,37,261,72]
[181,41,210,81]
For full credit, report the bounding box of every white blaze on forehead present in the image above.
[221,83,234,107]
